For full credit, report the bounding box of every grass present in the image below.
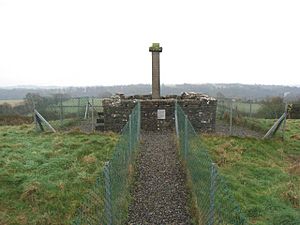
[201,119,300,224]
[0,125,118,225]
[234,117,277,134]
[233,102,261,114]
[217,100,261,115]
[234,117,292,138]
[0,99,24,106]
[47,118,83,131]
[41,98,103,119]
[61,98,102,107]
[0,115,33,126]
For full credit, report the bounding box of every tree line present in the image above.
[1,92,300,119]
[1,83,300,101]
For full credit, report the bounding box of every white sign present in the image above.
[157,109,166,120]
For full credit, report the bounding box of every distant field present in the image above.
[42,98,103,115]
[0,99,24,106]
[202,119,300,224]
[0,125,117,224]
[234,101,261,114]
[62,98,102,107]
[217,100,262,116]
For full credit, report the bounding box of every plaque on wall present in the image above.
[157,109,166,120]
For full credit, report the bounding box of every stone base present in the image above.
[102,93,217,133]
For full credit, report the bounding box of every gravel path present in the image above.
[128,132,191,225]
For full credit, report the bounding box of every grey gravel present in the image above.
[128,132,191,225]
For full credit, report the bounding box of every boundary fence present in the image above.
[72,102,141,225]
[216,98,290,137]
[217,98,286,119]
[33,96,103,131]
[175,102,248,224]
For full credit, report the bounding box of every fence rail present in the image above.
[72,102,141,225]
[175,102,248,224]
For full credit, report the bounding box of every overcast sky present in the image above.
[0,0,300,87]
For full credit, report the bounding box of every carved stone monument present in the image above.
[97,43,217,132]
[149,43,163,99]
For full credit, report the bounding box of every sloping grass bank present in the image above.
[202,120,300,224]
[0,125,117,224]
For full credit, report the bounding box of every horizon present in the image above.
[1,82,300,89]
[1,82,300,101]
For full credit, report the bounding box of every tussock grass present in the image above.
[0,115,33,126]
[202,119,300,224]
[0,125,117,225]
[0,99,24,106]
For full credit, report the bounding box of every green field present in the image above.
[0,125,117,224]
[234,101,261,114]
[61,98,102,107]
[234,117,292,137]
[43,98,103,117]
[0,99,24,106]
[202,119,300,224]
[1,118,299,224]
[234,117,277,134]
[217,100,262,114]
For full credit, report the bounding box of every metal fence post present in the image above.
[230,99,233,135]
[91,97,94,132]
[249,100,252,118]
[60,95,63,127]
[104,162,112,225]
[77,98,80,119]
[31,97,38,131]
[209,163,217,225]
[129,114,132,153]
[175,101,179,138]
[282,102,288,140]
[137,101,141,141]
[184,114,188,160]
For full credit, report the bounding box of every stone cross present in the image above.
[149,43,162,99]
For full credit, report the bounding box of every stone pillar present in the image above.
[149,43,162,99]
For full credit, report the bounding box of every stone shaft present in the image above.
[152,52,160,99]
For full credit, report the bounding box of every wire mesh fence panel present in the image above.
[175,102,248,225]
[216,98,287,137]
[72,175,106,225]
[33,96,104,131]
[72,102,141,225]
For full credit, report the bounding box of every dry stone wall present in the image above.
[178,99,217,132]
[102,99,137,132]
[101,93,217,133]
[141,100,175,131]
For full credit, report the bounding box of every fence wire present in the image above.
[216,98,289,137]
[33,96,103,131]
[72,102,141,225]
[176,102,247,225]
[217,98,286,120]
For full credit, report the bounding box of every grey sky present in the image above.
[0,0,300,87]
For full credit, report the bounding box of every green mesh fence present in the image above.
[33,96,103,131]
[175,102,248,225]
[72,102,141,225]
[216,98,287,136]
[217,98,286,120]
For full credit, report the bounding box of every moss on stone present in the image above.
[149,43,162,52]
